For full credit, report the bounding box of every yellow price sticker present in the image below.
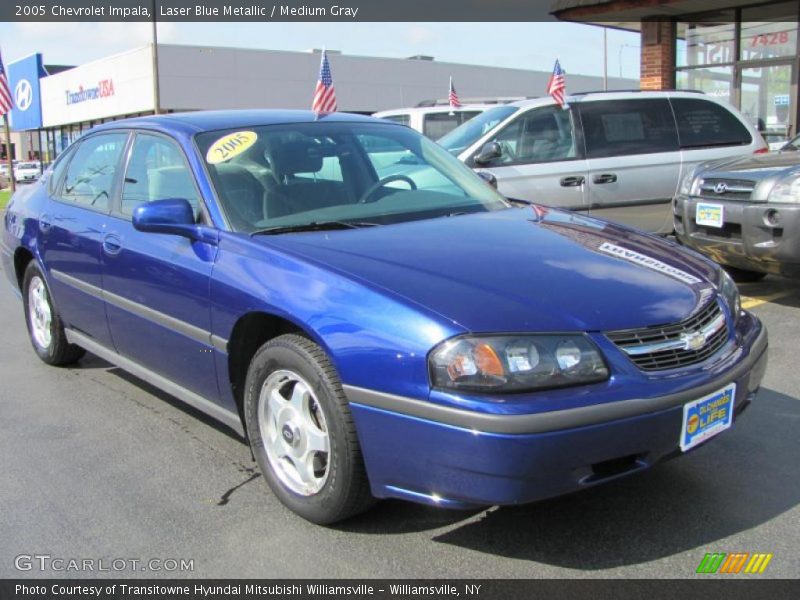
[206,131,258,164]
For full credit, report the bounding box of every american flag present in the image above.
[448,77,461,109]
[0,49,13,116]
[547,59,566,108]
[312,49,337,114]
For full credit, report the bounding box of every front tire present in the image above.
[244,334,374,524]
[22,262,85,366]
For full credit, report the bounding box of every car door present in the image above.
[101,131,220,399]
[578,98,681,234]
[470,105,589,211]
[39,132,130,349]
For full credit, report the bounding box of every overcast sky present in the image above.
[0,21,641,79]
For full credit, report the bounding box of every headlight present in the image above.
[767,173,800,204]
[718,269,741,320]
[679,170,697,196]
[429,334,609,393]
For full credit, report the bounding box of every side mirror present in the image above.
[474,141,502,165]
[476,171,498,189]
[133,198,218,245]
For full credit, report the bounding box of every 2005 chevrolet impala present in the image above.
[1,111,768,524]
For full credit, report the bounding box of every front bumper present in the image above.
[674,194,800,276]
[346,317,767,508]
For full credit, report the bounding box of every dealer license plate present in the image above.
[680,383,736,452]
[696,202,724,228]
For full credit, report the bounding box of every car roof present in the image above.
[90,110,394,137]
[373,105,495,117]
[507,89,710,110]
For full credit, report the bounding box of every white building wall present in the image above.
[157,45,636,112]
[41,46,155,127]
[39,44,637,126]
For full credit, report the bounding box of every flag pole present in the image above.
[3,113,15,193]
[449,76,454,116]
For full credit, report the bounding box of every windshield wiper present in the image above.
[250,221,380,236]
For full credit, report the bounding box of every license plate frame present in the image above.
[680,383,736,452]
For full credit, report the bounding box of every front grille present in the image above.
[698,178,756,201]
[606,300,729,371]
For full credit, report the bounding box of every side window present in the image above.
[121,134,201,216]
[380,114,410,126]
[491,106,578,164]
[422,112,460,139]
[58,133,128,211]
[579,99,679,158]
[671,98,753,149]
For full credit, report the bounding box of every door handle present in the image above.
[560,176,585,187]
[39,214,52,234]
[593,173,617,184]
[102,233,123,256]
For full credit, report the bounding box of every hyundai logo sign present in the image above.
[714,182,728,194]
[14,79,32,112]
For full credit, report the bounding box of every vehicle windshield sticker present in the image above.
[206,131,258,164]
[598,242,702,285]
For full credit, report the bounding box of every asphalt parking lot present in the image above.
[0,264,798,579]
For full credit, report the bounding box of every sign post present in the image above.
[3,113,14,192]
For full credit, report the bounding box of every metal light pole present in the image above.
[151,0,161,115]
[3,114,15,192]
[603,28,608,91]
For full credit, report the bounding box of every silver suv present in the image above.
[674,134,800,280]
[439,91,766,234]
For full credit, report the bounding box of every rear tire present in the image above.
[724,266,767,283]
[244,334,374,524]
[22,262,85,366]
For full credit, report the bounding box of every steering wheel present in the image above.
[358,174,417,203]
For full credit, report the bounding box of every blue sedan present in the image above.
[1,111,768,524]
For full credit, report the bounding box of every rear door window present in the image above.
[670,98,753,148]
[57,133,128,211]
[423,113,461,139]
[380,114,410,126]
[579,99,679,158]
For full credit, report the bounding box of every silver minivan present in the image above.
[438,91,767,234]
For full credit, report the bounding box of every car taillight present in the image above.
[754,147,769,154]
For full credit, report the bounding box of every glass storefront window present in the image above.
[740,64,793,144]
[676,67,733,105]
[740,2,799,60]
[676,12,736,67]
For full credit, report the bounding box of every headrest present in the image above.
[149,166,197,201]
[270,139,323,176]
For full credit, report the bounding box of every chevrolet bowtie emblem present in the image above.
[681,331,706,351]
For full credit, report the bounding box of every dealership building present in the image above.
[553,0,799,145]
[4,44,635,163]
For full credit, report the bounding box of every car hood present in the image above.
[701,150,799,176]
[262,208,719,332]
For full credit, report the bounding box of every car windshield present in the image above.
[196,121,509,233]
[438,105,519,156]
[18,162,38,169]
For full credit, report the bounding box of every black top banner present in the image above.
[3,1,558,22]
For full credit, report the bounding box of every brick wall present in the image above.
[640,19,675,90]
